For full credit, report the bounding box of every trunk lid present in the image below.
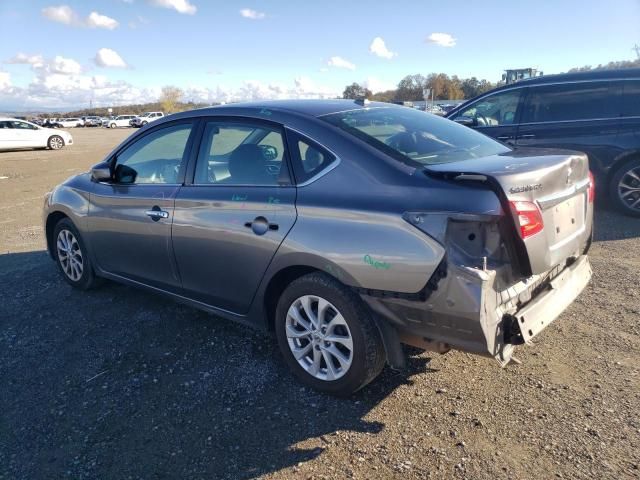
[425,148,593,275]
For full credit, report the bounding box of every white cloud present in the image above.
[327,56,356,70]
[426,32,456,47]
[94,48,128,68]
[50,56,82,75]
[239,8,266,20]
[5,53,44,67]
[42,5,76,25]
[86,12,119,30]
[0,71,11,90]
[369,37,396,59]
[41,5,119,29]
[362,77,396,94]
[148,0,197,15]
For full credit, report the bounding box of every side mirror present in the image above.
[91,161,112,182]
[453,117,477,127]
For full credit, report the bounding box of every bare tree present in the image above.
[159,86,184,113]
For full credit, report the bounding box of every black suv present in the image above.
[446,68,640,216]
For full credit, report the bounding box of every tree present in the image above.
[159,86,184,113]
[370,89,396,102]
[342,83,372,99]
[395,74,426,101]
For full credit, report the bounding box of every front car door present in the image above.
[87,120,197,291]
[172,117,297,314]
[515,81,620,178]
[449,87,525,145]
[9,120,41,147]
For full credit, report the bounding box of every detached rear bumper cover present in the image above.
[514,255,591,343]
[363,255,592,365]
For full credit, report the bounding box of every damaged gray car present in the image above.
[43,100,594,396]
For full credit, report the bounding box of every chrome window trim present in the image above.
[285,126,342,187]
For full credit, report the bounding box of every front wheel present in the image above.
[53,218,101,290]
[275,273,385,396]
[48,135,64,150]
[610,158,640,217]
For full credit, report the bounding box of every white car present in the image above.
[0,117,73,150]
[56,118,83,128]
[130,111,164,127]
[105,115,137,128]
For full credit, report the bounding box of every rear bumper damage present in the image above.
[362,255,592,366]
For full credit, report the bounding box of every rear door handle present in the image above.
[518,134,536,139]
[145,208,169,221]
[497,135,513,141]
[244,216,278,235]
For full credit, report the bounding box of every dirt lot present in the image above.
[0,128,638,479]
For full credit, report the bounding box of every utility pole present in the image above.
[633,44,640,60]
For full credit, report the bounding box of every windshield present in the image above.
[321,107,509,166]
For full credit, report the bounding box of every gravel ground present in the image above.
[0,128,638,479]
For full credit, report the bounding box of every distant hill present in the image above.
[62,101,212,118]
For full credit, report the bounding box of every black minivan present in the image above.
[446,68,640,216]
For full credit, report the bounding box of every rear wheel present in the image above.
[53,218,100,290]
[48,135,64,150]
[110,123,116,128]
[610,158,640,217]
[275,272,385,396]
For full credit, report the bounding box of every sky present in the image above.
[0,0,639,111]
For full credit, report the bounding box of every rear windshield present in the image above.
[321,107,509,166]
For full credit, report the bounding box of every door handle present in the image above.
[244,216,278,235]
[497,135,513,141]
[518,134,536,139]
[145,208,169,221]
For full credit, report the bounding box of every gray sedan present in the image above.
[43,100,593,395]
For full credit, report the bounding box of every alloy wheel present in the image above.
[617,165,640,212]
[285,295,353,381]
[56,229,83,281]
[49,136,63,150]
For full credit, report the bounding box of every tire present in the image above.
[141,121,148,126]
[110,123,116,129]
[609,158,640,217]
[47,135,64,150]
[275,272,385,396]
[52,218,101,290]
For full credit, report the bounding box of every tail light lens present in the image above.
[510,201,544,239]
[588,171,595,203]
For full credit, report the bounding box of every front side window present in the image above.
[522,82,614,123]
[194,121,288,185]
[454,89,522,126]
[322,107,509,166]
[114,123,193,184]
[11,121,37,130]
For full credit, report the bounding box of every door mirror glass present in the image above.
[91,161,112,182]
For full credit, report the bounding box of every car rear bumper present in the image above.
[362,255,592,365]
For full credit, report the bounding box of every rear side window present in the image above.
[622,80,640,117]
[522,82,614,123]
[286,130,336,183]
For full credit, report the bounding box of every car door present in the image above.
[617,79,640,159]
[449,87,525,145]
[172,117,297,314]
[0,121,15,148]
[9,120,41,147]
[87,120,197,291]
[515,81,620,176]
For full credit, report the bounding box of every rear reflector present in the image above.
[588,171,595,203]
[510,201,544,239]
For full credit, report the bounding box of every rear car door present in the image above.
[449,87,525,145]
[172,117,297,314]
[87,120,197,291]
[515,81,620,175]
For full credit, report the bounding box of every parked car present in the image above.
[105,115,136,128]
[44,100,593,395]
[446,68,640,216]
[0,117,73,150]
[83,116,102,127]
[130,111,164,127]
[55,118,83,128]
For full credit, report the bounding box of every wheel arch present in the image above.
[605,149,640,184]
[47,134,65,148]
[45,211,70,259]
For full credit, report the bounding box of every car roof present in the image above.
[192,99,401,118]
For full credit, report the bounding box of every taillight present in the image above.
[588,171,595,203]
[510,201,544,239]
